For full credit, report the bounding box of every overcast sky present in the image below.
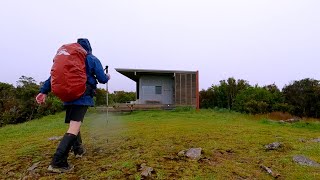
[0,0,319,92]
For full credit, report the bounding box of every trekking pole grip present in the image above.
[105,65,109,74]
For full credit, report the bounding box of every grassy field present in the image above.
[0,109,320,179]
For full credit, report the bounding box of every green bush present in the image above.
[283,78,320,118]
[0,76,64,126]
[233,86,284,114]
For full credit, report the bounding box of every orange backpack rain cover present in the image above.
[51,43,87,102]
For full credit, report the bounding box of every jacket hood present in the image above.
[77,38,92,54]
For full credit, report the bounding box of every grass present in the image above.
[0,109,320,179]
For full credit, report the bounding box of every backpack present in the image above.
[50,43,87,102]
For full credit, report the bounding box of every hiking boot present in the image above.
[72,132,86,158]
[74,145,86,158]
[50,133,76,171]
[47,164,74,173]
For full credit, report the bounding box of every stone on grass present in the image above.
[285,118,300,123]
[310,138,320,143]
[22,162,41,180]
[265,142,282,150]
[260,165,280,178]
[27,162,40,171]
[185,148,202,160]
[139,163,154,178]
[48,136,63,141]
[279,118,301,123]
[293,155,320,167]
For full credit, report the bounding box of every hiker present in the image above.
[36,38,110,173]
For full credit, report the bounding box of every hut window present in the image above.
[155,86,162,94]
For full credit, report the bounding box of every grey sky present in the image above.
[1,0,319,92]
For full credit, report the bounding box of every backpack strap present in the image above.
[84,57,95,97]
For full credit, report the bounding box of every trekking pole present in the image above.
[104,65,109,143]
[105,65,109,124]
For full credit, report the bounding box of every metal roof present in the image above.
[115,68,197,82]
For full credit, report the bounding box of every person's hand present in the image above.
[36,93,47,104]
[106,73,111,80]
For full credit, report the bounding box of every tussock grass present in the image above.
[0,109,320,179]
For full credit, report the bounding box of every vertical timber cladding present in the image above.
[175,72,197,107]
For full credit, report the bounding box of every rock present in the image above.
[293,155,320,167]
[139,163,153,178]
[185,148,202,160]
[27,162,40,171]
[311,138,320,143]
[286,118,301,123]
[260,165,281,178]
[265,142,282,150]
[48,136,63,141]
[280,118,301,123]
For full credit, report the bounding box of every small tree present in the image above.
[233,86,282,114]
[95,88,108,105]
[199,88,215,108]
[15,76,40,123]
[0,82,18,126]
[200,77,250,109]
[113,91,136,103]
[283,78,320,118]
